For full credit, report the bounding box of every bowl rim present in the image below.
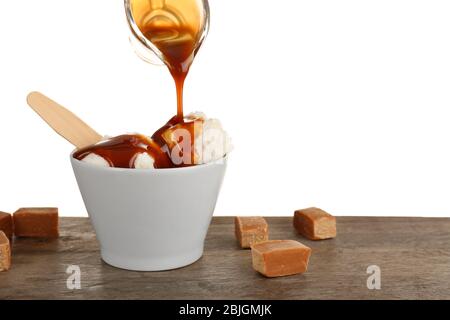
[70,150,228,174]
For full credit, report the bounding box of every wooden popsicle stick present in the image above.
[26,92,103,149]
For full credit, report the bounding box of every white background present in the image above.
[1,0,449,217]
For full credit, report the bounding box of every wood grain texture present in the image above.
[0,217,449,300]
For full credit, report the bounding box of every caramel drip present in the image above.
[73,134,172,168]
[130,0,205,119]
[74,1,207,169]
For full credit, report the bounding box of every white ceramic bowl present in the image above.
[70,154,227,271]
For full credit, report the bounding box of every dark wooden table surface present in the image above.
[0,217,449,300]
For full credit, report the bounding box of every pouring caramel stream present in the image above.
[74,0,208,168]
[130,0,206,119]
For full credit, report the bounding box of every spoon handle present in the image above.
[26,91,103,149]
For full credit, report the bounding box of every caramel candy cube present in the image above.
[0,211,13,240]
[0,231,11,272]
[294,207,336,240]
[235,217,269,248]
[13,208,59,238]
[252,240,311,277]
[160,120,203,165]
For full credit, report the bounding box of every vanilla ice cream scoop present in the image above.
[77,112,232,169]
[81,151,156,169]
[187,112,233,164]
[81,153,111,167]
[75,134,172,169]
[134,152,155,169]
